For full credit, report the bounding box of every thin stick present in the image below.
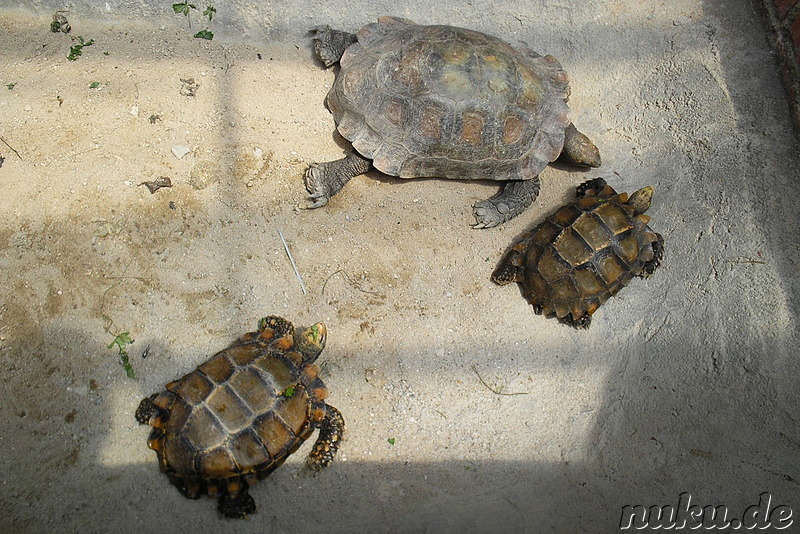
[278,229,306,295]
[322,269,381,296]
[0,137,22,160]
[471,365,528,396]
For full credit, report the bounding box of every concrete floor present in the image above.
[0,1,798,532]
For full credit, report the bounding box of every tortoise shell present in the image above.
[136,316,343,518]
[492,178,663,328]
[327,16,571,181]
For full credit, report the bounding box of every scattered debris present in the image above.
[171,145,191,159]
[91,217,123,237]
[471,365,528,396]
[51,11,71,33]
[179,77,199,97]
[139,176,173,194]
[100,262,142,379]
[0,137,22,160]
[322,269,381,296]
[56,95,63,106]
[67,36,94,61]
[140,344,152,359]
[129,105,139,117]
[0,155,4,169]
[168,200,177,210]
[148,114,162,124]
[277,229,307,295]
[727,256,767,265]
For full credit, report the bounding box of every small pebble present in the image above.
[172,145,191,159]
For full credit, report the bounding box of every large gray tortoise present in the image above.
[305,16,601,228]
[135,316,344,518]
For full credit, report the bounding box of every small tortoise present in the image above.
[492,178,663,328]
[135,316,344,518]
[305,17,601,228]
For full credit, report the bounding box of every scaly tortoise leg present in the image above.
[473,176,541,229]
[217,484,256,519]
[304,151,372,209]
[135,393,161,425]
[307,404,345,470]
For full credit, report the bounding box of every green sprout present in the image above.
[89,81,101,89]
[387,437,396,446]
[67,36,94,61]
[108,332,136,378]
[282,386,296,397]
[172,3,215,39]
[6,83,16,90]
[172,2,196,18]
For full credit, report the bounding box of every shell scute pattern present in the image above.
[327,17,571,181]
[136,316,344,518]
[493,178,663,327]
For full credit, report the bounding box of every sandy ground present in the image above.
[0,2,798,533]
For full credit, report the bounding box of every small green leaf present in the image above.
[172,2,195,15]
[194,30,213,40]
[108,332,135,378]
[120,352,136,379]
[387,437,396,445]
[67,37,94,61]
[283,386,296,397]
[202,6,216,21]
[108,331,134,351]
[89,81,100,89]
[6,83,15,90]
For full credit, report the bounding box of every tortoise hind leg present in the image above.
[491,237,530,286]
[473,176,541,229]
[218,487,256,519]
[307,405,345,470]
[310,25,357,67]
[305,151,372,208]
[559,123,601,168]
[559,313,592,329]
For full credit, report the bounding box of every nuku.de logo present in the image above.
[620,492,793,530]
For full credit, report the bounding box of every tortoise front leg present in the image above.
[473,176,541,229]
[304,151,372,208]
[135,393,161,425]
[640,234,664,277]
[307,404,345,470]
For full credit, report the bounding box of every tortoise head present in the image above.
[295,322,327,363]
[629,186,654,215]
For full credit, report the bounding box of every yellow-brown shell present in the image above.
[327,17,571,182]
[519,188,660,323]
[143,323,328,497]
